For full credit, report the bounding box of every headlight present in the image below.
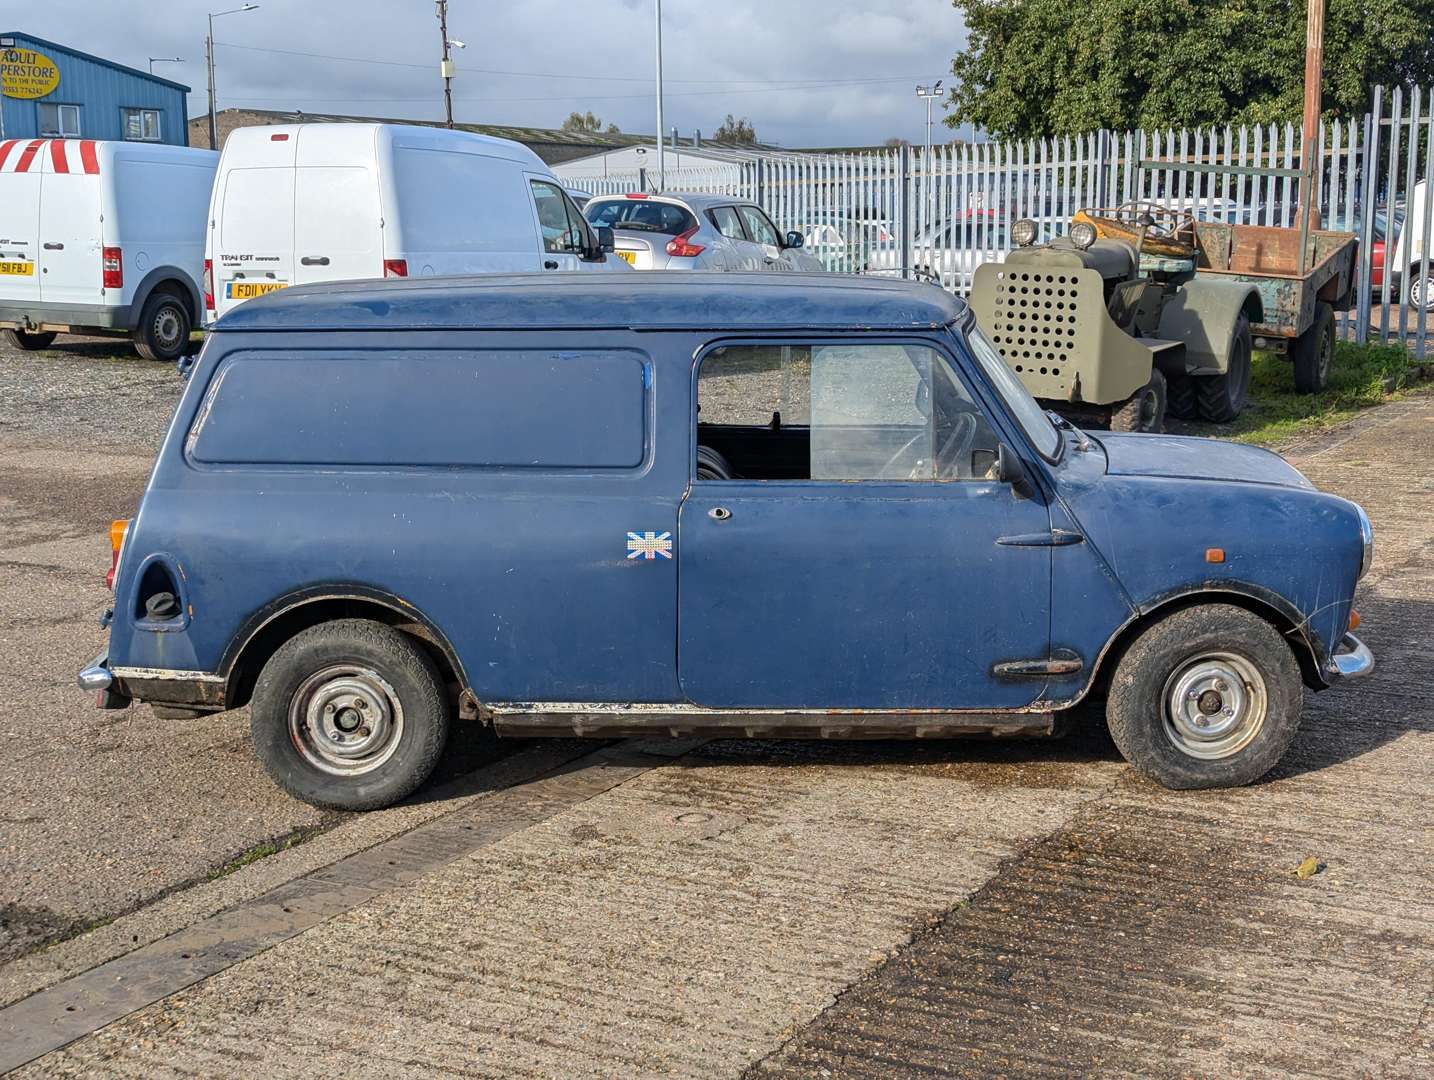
[1356,503,1373,579]
[1068,221,1097,250]
[1011,218,1038,247]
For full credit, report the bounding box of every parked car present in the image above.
[81,273,1374,811]
[0,139,217,360]
[583,192,822,271]
[206,123,623,319]
[863,209,1006,288]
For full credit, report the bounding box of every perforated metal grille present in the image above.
[988,270,1080,391]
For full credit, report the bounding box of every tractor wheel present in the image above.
[1166,372,1198,420]
[1109,369,1166,433]
[1196,313,1252,422]
[1291,302,1335,394]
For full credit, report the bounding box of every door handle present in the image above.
[707,506,732,521]
[543,260,559,270]
[43,242,63,250]
[300,256,330,266]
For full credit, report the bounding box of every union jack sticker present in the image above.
[627,530,673,560]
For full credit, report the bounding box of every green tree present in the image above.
[946,0,1434,139]
[562,110,619,134]
[714,114,758,144]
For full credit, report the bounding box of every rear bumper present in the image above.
[1326,632,1374,681]
[78,651,114,692]
[78,652,225,710]
[1,302,132,333]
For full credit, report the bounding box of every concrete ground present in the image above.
[0,334,1430,1076]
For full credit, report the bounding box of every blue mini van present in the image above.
[80,274,1374,809]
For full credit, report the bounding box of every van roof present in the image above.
[222,122,548,169]
[211,273,968,333]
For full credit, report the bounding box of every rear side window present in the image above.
[586,199,698,236]
[189,349,649,469]
[708,206,745,239]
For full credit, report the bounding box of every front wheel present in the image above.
[1108,369,1166,433]
[2,329,57,351]
[1106,604,1304,789]
[250,619,451,810]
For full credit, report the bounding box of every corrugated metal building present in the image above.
[1,32,189,146]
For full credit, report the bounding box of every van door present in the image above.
[213,167,295,317]
[0,155,42,307]
[293,165,382,286]
[38,146,103,307]
[528,178,583,271]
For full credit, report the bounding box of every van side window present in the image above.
[531,180,585,254]
[696,343,1000,482]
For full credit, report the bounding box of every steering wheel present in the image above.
[873,413,979,480]
[1115,200,1195,243]
[934,412,978,478]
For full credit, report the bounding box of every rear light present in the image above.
[102,247,122,289]
[625,193,649,199]
[203,258,214,311]
[270,133,290,141]
[383,259,408,278]
[665,225,705,258]
[106,518,129,590]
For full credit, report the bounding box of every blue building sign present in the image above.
[1,32,190,146]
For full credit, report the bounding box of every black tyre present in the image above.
[250,619,451,811]
[1292,302,1334,394]
[1108,369,1166,433]
[2,328,57,350]
[1106,604,1304,790]
[132,289,191,362]
[1411,266,1433,313]
[1195,313,1252,421]
[1165,371,1197,420]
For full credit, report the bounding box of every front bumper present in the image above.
[1326,632,1374,680]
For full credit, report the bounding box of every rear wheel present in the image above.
[2,329,57,351]
[1410,266,1433,312]
[1108,369,1166,433]
[1291,302,1335,394]
[250,619,451,811]
[1106,604,1304,789]
[132,289,191,362]
[1165,371,1197,420]
[1195,313,1252,421]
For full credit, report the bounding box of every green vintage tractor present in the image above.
[969,208,1263,432]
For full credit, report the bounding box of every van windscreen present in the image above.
[585,200,697,235]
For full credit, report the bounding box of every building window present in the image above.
[37,103,81,138]
[122,108,162,142]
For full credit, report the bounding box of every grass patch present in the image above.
[1217,341,1428,446]
[207,827,321,882]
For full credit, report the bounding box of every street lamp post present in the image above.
[915,80,943,160]
[654,0,665,191]
[206,4,259,150]
[149,57,183,75]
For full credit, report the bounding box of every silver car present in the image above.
[583,192,825,272]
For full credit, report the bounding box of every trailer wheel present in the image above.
[1195,313,1252,422]
[1165,372,1197,420]
[1109,370,1166,433]
[2,329,57,351]
[132,289,192,362]
[1292,302,1334,394]
[1106,603,1304,789]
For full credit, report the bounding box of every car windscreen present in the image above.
[585,199,698,235]
[962,318,1062,460]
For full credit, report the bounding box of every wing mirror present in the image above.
[996,442,1024,485]
[596,224,615,253]
[783,230,805,249]
[584,224,615,259]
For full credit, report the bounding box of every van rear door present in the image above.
[212,130,297,317]
[293,126,382,288]
[37,141,104,307]
[0,141,43,307]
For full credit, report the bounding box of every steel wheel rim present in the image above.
[1414,275,1433,312]
[153,306,183,350]
[288,664,405,776]
[1317,324,1333,383]
[1161,652,1267,760]
[1138,385,1161,431]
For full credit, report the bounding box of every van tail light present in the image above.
[625,193,649,199]
[665,225,705,258]
[102,247,123,289]
[203,259,215,311]
[106,518,129,590]
[383,259,408,278]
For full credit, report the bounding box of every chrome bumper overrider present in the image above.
[78,652,113,692]
[1327,632,1374,680]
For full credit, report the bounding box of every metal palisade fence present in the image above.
[565,85,1434,359]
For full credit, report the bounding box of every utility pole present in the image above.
[436,0,454,128]
[654,0,665,191]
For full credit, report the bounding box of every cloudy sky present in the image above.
[17,0,968,146]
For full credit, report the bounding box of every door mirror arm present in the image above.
[996,442,1032,495]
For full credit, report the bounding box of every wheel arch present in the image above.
[221,587,468,711]
[1085,585,1327,701]
[127,267,203,329]
[1156,277,1262,376]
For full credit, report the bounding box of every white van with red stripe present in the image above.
[0,139,217,360]
[206,123,624,318]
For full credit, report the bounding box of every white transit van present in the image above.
[0,139,217,360]
[206,123,623,318]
